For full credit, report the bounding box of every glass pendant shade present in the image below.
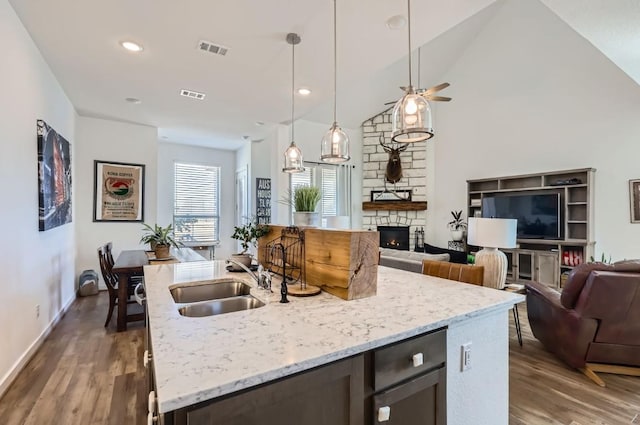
[320,0,350,163]
[282,141,305,173]
[320,122,350,163]
[391,89,433,143]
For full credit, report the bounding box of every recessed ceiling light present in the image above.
[386,15,407,30]
[125,97,141,104]
[120,41,144,52]
[297,88,311,96]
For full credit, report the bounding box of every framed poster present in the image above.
[256,177,271,224]
[630,179,640,223]
[93,160,145,222]
[37,120,72,231]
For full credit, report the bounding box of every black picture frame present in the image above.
[630,179,640,223]
[93,160,145,222]
[37,120,72,231]
[370,189,412,202]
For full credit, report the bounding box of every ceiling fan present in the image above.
[385,82,451,106]
[385,47,452,106]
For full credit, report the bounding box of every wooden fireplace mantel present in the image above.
[362,201,428,211]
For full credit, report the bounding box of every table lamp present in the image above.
[467,217,517,289]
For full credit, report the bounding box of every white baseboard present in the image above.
[0,293,76,398]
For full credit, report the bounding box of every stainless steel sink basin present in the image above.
[178,295,265,317]
[170,279,251,303]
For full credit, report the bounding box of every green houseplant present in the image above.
[281,186,322,227]
[447,210,467,242]
[140,223,182,259]
[230,219,270,270]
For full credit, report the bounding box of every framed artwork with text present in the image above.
[93,160,145,222]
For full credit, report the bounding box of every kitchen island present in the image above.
[143,260,523,424]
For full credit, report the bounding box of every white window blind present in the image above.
[174,162,220,243]
[321,168,337,216]
[289,164,339,219]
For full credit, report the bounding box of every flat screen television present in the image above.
[482,192,562,239]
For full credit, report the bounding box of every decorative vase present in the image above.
[154,244,170,259]
[293,212,320,227]
[230,253,252,271]
[451,229,464,242]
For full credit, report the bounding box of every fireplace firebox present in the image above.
[378,226,410,251]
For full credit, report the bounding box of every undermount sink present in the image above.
[178,295,265,317]
[170,279,251,303]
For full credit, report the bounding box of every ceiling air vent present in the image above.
[198,40,229,56]
[180,89,206,100]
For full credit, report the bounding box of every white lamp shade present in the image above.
[467,217,517,249]
[325,216,350,229]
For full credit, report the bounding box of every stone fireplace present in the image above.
[378,226,410,250]
[361,109,427,251]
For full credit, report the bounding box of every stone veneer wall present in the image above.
[361,109,427,250]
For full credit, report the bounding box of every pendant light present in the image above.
[391,0,433,143]
[320,0,350,163]
[282,33,305,173]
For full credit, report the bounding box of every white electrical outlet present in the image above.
[36,304,40,318]
[461,342,472,371]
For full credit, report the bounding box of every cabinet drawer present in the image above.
[374,329,446,391]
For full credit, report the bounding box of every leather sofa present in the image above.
[525,260,640,386]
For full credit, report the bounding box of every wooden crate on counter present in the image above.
[258,225,379,300]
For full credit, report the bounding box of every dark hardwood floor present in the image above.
[0,293,638,424]
[0,293,147,425]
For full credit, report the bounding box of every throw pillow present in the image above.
[423,243,467,264]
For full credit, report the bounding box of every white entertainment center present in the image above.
[467,168,595,289]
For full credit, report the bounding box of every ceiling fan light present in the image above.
[283,141,305,173]
[321,122,350,163]
[391,91,433,143]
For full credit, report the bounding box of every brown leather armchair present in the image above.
[526,260,640,386]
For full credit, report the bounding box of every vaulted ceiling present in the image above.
[9,0,640,150]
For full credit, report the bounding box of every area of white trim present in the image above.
[0,294,77,398]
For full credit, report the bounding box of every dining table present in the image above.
[112,247,207,332]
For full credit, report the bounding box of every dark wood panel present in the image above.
[182,355,364,425]
[362,201,428,211]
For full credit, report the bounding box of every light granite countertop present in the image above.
[143,260,524,413]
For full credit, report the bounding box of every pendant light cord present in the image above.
[407,0,412,87]
[291,39,295,142]
[333,0,338,124]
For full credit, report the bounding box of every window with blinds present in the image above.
[173,162,220,243]
[289,164,338,219]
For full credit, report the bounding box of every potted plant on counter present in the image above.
[140,223,182,259]
[447,210,467,242]
[280,186,322,227]
[230,219,270,270]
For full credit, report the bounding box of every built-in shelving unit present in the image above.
[467,168,595,289]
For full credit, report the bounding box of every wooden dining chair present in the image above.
[421,259,484,286]
[105,242,144,298]
[98,243,142,327]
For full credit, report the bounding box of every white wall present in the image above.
[0,0,77,394]
[75,117,158,283]
[157,142,236,260]
[447,310,509,424]
[429,0,640,260]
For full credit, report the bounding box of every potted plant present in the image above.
[140,223,182,259]
[230,219,270,270]
[281,186,322,227]
[447,210,467,242]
